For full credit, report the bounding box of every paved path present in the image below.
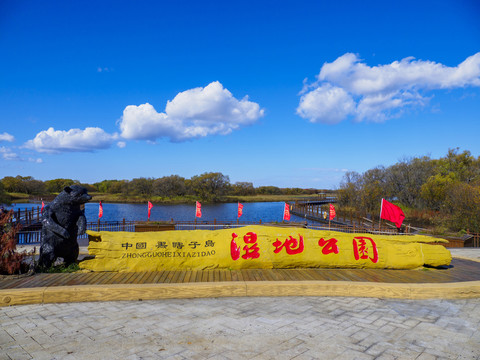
[2,296,480,360]
[449,249,480,262]
[2,250,480,360]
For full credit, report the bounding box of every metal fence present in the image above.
[17,221,136,244]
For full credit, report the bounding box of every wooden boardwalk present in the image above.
[1,258,479,290]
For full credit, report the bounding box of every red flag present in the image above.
[380,198,405,228]
[283,202,291,221]
[329,204,336,220]
[237,203,244,218]
[195,201,202,218]
[41,201,45,214]
[148,201,153,220]
[98,201,103,219]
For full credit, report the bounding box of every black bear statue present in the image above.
[38,185,92,268]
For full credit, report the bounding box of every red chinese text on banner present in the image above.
[195,201,202,218]
[283,203,291,221]
[147,201,153,220]
[329,204,336,220]
[98,201,103,219]
[380,198,405,228]
[238,203,244,218]
[231,232,260,260]
[273,235,304,255]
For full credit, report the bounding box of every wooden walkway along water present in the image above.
[1,258,480,290]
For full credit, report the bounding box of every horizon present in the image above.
[1,0,479,189]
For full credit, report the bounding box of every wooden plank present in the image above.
[174,270,185,283]
[92,272,115,285]
[258,269,274,281]
[242,269,253,282]
[182,271,192,283]
[296,269,317,281]
[1,275,43,289]
[40,282,248,305]
[278,269,297,281]
[188,270,196,282]
[224,270,232,282]
[118,272,138,284]
[163,270,176,284]
[74,272,100,285]
[170,270,182,283]
[126,272,146,284]
[235,270,244,282]
[0,287,46,306]
[303,269,326,281]
[245,269,257,281]
[166,271,178,283]
[158,270,169,284]
[99,272,119,284]
[49,273,76,287]
[150,271,166,284]
[102,272,125,285]
[134,272,150,284]
[63,272,91,286]
[254,269,268,281]
[268,270,285,281]
[85,272,109,285]
[28,274,57,287]
[310,269,345,281]
[2,257,479,290]
[142,271,159,284]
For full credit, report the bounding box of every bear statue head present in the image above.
[62,185,92,204]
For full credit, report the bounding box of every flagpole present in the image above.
[379,198,383,220]
[328,205,331,230]
[379,198,384,231]
[378,198,383,231]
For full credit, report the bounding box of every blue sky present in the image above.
[1,0,479,189]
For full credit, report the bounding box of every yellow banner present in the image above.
[79,225,451,272]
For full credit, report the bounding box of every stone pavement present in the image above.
[1,296,480,360]
[449,249,480,262]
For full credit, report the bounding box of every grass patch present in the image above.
[43,263,80,273]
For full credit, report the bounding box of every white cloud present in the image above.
[298,52,480,123]
[0,146,42,162]
[0,146,20,161]
[25,127,118,153]
[119,81,264,141]
[116,141,126,148]
[297,84,355,124]
[0,132,15,142]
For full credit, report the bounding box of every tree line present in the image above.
[0,172,318,204]
[338,148,480,233]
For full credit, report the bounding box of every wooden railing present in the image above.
[465,232,480,247]
[290,201,410,234]
[11,207,43,226]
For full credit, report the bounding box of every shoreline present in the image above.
[8,194,318,205]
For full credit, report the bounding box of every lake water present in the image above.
[9,201,311,224]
